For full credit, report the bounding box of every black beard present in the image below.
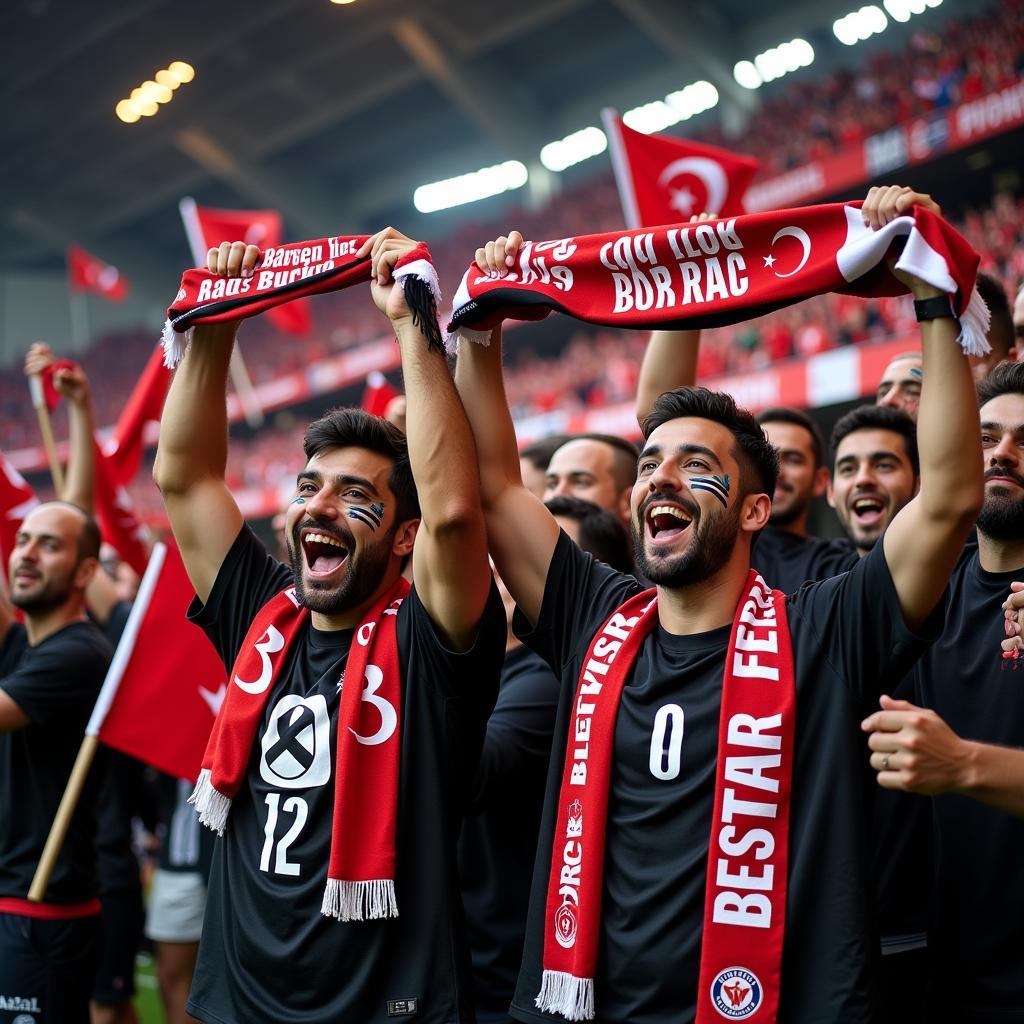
[632,499,741,587]
[9,578,72,614]
[977,492,1024,541]
[288,524,393,615]
[768,497,807,528]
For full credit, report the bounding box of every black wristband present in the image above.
[913,295,956,322]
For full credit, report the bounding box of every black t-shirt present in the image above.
[751,526,857,595]
[915,547,1024,1020]
[459,644,561,1023]
[0,619,112,903]
[510,531,941,1024]
[186,526,505,1024]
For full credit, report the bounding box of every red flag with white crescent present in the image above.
[179,198,313,336]
[67,245,129,302]
[602,109,758,227]
[0,451,39,570]
[89,542,227,782]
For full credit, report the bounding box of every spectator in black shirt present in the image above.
[519,436,570,501]
[154,232,504,1024]
[542,434,638,531]
[457,186,981,1023]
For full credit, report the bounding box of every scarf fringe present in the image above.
[188,767,232,835]
[957,284,992,358]
[321,877,398,922]
[161,320,192,369]
[443,325,492,356]
[536,970,595,1021]
[395,261,444,353]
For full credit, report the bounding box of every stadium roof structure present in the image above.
[1,0,967,302]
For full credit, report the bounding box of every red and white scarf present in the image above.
[447,201,989,358]
[539,571,795,1022]
[161,236,442,367]
[190,576,410,921]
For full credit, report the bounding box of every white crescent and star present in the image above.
[657,157,728,219]
[763,225,812,278]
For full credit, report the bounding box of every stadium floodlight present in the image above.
[540,127,608,172]
[752,38,814,83]
[167,61,195,84]
[833,5,888,45]
[665,80,720,120]
[734,60,762,90]
[883,0,941,21]
[623,100,680,135]
[115,100,141,124]
[140,80,173,104]
[116,62,196,124]
[413,160,529,213]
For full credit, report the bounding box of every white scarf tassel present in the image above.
[536,969,595,1022]
[160,320,193,369]
[321,878,399,922]
[957,283,993,359]
[443,326,492,356]
[188,767,232,836]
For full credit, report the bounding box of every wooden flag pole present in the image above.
[28,734,100,901]
[28,371,65,497]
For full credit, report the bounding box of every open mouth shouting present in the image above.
[849,493,886,530]
[300,527,351,579]
[644,500,695,547]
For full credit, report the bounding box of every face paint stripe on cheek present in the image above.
[347,505,383,531]
[291,496,306,505]
[690,474,730,508]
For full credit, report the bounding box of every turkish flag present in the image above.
[0,452,39,570]
[361,371,401,418]
[602,109,758,227]
[39,359,78,412]
[179,198,313,336]
[67,245,129,303]
[102,345,171,486]
[90,542,226,782]
[93,442,150,576]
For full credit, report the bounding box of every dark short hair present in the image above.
[642,387,779,497]
[976,271,1014,358]
[829,404,919,476]
[303,407,420,523]
[756,406,826,469]
[43,500,101,562]
[520,434,571,474]
[545,495,634,573]
[977,358,1024,407]
[555,433,640,491]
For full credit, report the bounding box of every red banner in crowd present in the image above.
[89,542,226,782]
[179,198,313,336]
[67,245,128,303]
[603,109,758,225]
[0,452,39,569]
[93,442,150,576]
[361,371,401,417]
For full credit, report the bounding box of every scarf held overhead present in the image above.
[190,576,410,922]
[161,236,443,367]
[539,572,795,1022]
[447,202,989,357]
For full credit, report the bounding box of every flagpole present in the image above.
[28,370,65,497]
[601,108,642,230]
[179,197,264,428]
[27,543,167,902]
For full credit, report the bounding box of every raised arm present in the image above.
[877,186,984,630]
[453,231,560,626]
[635,329,702,427]
[153,243,250,603]
[361,228,491,651]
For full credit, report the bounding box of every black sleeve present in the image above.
[512,529,644,676]
[187,524,293,669]
[468,654,560,813]
[0,623,111,727]
[101,601,134,647]
[787,541,945,700]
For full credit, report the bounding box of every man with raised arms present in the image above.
[455,186,981,1023]
[154,231,504,1023]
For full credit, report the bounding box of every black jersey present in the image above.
[509,531,942,1024]
[459,644,560,1023]
[914,546,1024,1020]
[751,525,857,595]
[185,526,505,1024]
[0,620,112,903]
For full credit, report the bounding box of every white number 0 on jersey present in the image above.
[649,703,685,781]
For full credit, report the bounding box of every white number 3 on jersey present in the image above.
[649,703,685,781]
[348,664,398,746]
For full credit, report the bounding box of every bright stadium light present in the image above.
[734,60,762,89]
[540,126,607,172]
[116,62,196,125]
[883,0,941,21]
[167,61,195,84]
[155,69,180,89]
[735,39,812,88]
[833,5,888,45]
[413,160,529,213]
[140,79,173,104]
[666,80,720,120]
[115,99,141,123]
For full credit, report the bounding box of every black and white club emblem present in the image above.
[260,694,331,789]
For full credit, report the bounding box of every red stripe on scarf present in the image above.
[447,202,987,358]
[537,571,795,1022]
[191,577,410,921]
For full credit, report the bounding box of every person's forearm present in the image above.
[153,324,236,495]
[636,329,701,426]
[453,328,523,507]
[959,741,1024,818]
[64,395,96,511]
[916,312,983,523]
[396,319,482,532]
